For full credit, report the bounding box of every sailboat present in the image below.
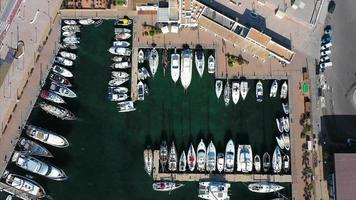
[159,141,168,171]
[254,155,261,172]
[282,103,289,115]
[280,81,288,99]
[283,155,290,172]
[256,80,263,102]
[187,143,196,171]
[232,82,240,104]
[282,133,290,151]
[215,80,223,99]
[248,182,284,193]
[207,55,215,74]
[179,151,187,172]
[272,146,282,173]
[240,81,248,100]
[224,80,231,106]
[217,153,224,173]
[180,49,193,90]
[149,48,159,77]
[143,148,153,176]
[195,49,205,77]
[236,145,253,173]
[206,141,216,172]
[276,135,285,150]
[269,80,278,97]
[168,142,177,172]
[170,50,180,83]
[197,139,206,172]
[224,139,235,172]
[262,152,270,172]
[152,182,184,192]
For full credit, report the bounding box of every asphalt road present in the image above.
[324,0,356,115]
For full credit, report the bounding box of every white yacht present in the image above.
[59,51,77,60]
[168,142,177,172]
[224,139,235,172]
[283,155,290,172]
[240,81,248,100]
[248,182,284,193]
[179,151,187,172]
[282,133,290,151]
[206,141,216,172]
[236,145,253,173]
[170,50,180,83]
[272,146,282,173]
[187,143,196,171]
[217,153,224,173]
[4,172,46,198]
[254,155,261,172]
[197,139,206,172]
[137,81,145,101]
[149,48,159,77]
[256,80,263,102]
[26,125,69,148]
[195,49,205,78]
[52,65,73,78]
[283,116,290,132]
[117,101,136,112]
[180,49,193,90]
[280,81,288,99]
[269,80,278,97]
[108,47,131,56]
[143,148,153,176]
[138,49,144,63]
[224,81,231,106]
[11,152,67,181]
[207,55,215,74]
[215,80,223,99]
[198,182,231,200]
[276,135,285,150]
[231,82,240,104]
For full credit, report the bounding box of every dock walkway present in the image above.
[151,151,292,183]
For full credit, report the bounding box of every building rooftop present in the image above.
[246,28,271,47]
[334,153,356,200]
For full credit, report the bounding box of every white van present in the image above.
[321,42,332,50]
[321,49,332,56]
[320,61,333,69]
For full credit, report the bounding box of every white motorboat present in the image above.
[62,25,80,32]
[39,102,76,120]
[117,101,136,112]
[4,172,46,198]
[215,80,223,99]
[276,135,285,150]
[149,48,159,77]
[112,71,129,79]
[254,155,261,172]
[138,67,151,80]
[17,137,53,158]
[63,36,80,44]
[113,41,131,47]
[50,82,77,98]
[224,81,231,106]
[138,49,144,63]
[276,118,283,133]
[78,18,95,25]
[60,42,79,50]
[108,93,128,102]
[159,141,168,170]
[168,142,177,172]
[52,65,73,78]
[112,56,130,63]
[62,31,76,37]
[115,32,131,40]
[137,81,145,101]
[283,155,290,172]
[108,86,128,94]
[179,151,187,172]
[232,82,240,104]
[269,80,278,97]
[108,47,131,56]
[217,153,224,173]
[262,152,270,172]
[256,80,263,102]
[59,51,77,60]
[206,141,216,172]
[63,19,77,25]
[143,148,153,176]
[248,182,284,193]
[114,18,132,26]
[198,182,231,200]
[111,62,131,69]
[236,145,253,173]
[11,152,67,181]
[40,90,65,104]
[26,125,69,148]
[114,27,131,34]
[187,143,196,172]
[152,182,183,192]
[282,103,289,115]
[54,56,73,67]
[240,81,248,100]
[49,73,70,86]
[108,77,129,87]
[282,133,290,151]
[195,49,205,78]
[280,81,288,99]
[170,50,180,83]
[272,146,282,173]
[180,49,193,90]
[283,116,290,132]
[224,139,235,172]
[207,55,215,74]
[197,139,206,172]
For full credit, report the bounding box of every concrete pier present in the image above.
[151,150,292,183]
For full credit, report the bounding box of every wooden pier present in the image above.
[151,150,292,183]
[0,182,37,200]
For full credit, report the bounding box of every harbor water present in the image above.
[4,20,291,200]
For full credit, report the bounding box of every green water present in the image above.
[4,20,291,200]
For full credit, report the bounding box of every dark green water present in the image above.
[4,20,291,200]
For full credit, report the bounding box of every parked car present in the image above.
[320,55,330,62]
[320,61,333,69]
[321,42,332,50]
[328,0,336,14]
[324,25,332,35]
[321,49,331,56]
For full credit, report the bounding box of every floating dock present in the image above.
[0,182,37,200]
[151,150,292,183]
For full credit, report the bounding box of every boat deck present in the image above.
[0,182,37,200]
[151,150,292,182]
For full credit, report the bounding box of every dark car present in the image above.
[328,0,336,14]
[324,25,332,35]
[321,34,331,44]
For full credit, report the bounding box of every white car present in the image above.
[321,49,331,56]
[320,55,330,62]
[320,61,333,69]
[321,42,332,50]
